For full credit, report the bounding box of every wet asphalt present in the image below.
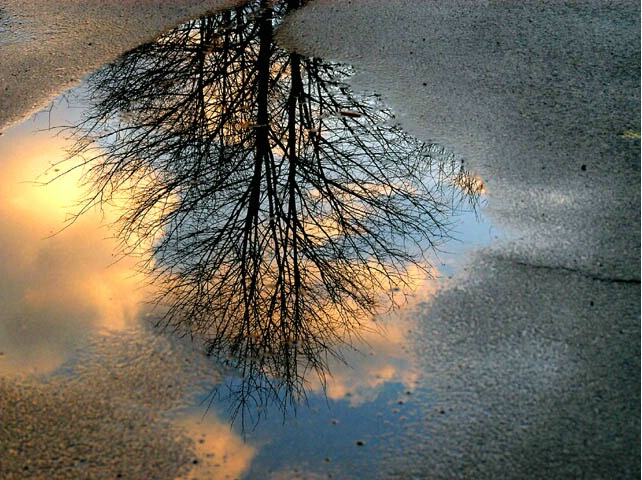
[1,1,640,478]
[277,1,640,478]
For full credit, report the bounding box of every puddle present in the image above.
[0,1,498,478]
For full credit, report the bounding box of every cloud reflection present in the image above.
[311,265,439,406]
[0,324,252,478]
[174,414,256,479]
[0,123,149,375]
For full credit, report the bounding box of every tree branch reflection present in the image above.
[62,0,482,428]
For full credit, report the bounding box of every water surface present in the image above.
[0,1,497,478]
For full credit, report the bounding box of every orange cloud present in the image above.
[307,265,441,406]
[174,413,256,480]
[0,122,149,375]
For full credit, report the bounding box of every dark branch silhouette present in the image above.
[57,0,482,429]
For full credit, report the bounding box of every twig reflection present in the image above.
[60,0,482,428]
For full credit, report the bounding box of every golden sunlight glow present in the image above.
[453,171,486,196]
[308,263,439,405]
[313,314,422,406]
[174,414,256,480]
[0,124,150,375]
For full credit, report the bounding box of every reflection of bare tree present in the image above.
[61,0,481,427]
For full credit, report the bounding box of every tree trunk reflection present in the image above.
[61,0,483,428]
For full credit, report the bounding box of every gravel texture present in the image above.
[0,1,639,478]
[0,327,218,479]
[0,0,240,130]
[277,1,640,478]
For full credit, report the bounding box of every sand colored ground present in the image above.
[0,1,639,478]
[0,0,243,130]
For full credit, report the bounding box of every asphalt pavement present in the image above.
[277,1,640,477]
[1,1,639,478]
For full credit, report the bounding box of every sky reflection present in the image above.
[0,85,494,480]
[174,413,256,479]
[0,2,495,477]
[0,101,445,478]
[0,115,149,375]
[57,1,487,429]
